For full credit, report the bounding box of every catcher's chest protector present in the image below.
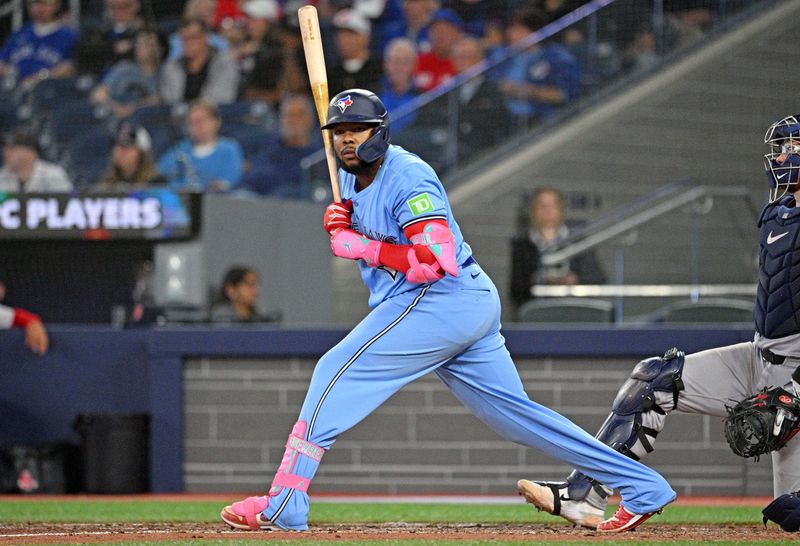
[756,200,800,339]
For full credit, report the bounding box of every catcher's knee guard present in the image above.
[595,347,685,460]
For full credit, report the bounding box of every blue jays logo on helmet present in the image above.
[764,114,800,202]
[335,95,353,113]
[321,89,391,163]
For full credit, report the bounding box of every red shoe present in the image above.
[596,504,660,532]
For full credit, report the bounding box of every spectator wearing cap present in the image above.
[157,99,244,192]
[241,93,319,199]
[378,37,419,134]
[393,0,437,52]
[496,8,581,127]
[328,9,383,95]
[0,131,73,193]
[414,8,463,92]
[234,0,286,105]
[90,27,169,120]
[0,0,77,87]
[160,17,240,105]
[168,0,230,61]
[93,123,165,192]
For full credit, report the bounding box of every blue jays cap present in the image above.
[429,8,463,30]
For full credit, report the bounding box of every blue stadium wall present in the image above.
[0,325,764,496]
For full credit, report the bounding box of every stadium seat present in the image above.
[217,100,276,131]
[63,126,114,189]
[517,297,614,323]
[40,99,111,161]
[655,298,753,324]
[128,103,185,128]
[27,76,95,120]
[220,123,275,159]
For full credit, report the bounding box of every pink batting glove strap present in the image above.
[406,248,444,283]
[271,472,312,492]
[231,495,270,528]
[330,229,382,267]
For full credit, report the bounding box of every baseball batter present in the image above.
[518,114,800,533]
[220,89,676,533]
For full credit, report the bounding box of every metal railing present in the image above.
[527,181,761,323]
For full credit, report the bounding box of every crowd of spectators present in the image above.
[0,0,731,199]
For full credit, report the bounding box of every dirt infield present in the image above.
[0,522,791,544]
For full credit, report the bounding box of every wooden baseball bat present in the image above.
[298,5,341,203]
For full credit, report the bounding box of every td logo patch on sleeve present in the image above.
[407,193,434,216]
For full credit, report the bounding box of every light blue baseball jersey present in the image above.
[340,145,472,307]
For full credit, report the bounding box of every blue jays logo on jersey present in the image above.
[335,95,353,113]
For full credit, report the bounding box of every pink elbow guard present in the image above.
[406,248,444,283]
[408,222,458,277]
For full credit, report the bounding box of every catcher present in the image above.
[517,114,800,533]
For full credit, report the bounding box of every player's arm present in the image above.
[330,219,458,283]
[0,303,49,355]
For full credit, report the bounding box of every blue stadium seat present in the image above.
[220,123,275,159]
[128,103,185,129]
[40,99,110,161]
[217,100,276,131]
[63,126,114,188]
[27,76,95,120]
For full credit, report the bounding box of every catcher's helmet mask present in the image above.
[764,114,800,203]
[322,89,390,164]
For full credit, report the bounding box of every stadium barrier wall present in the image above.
[0,325,758,494]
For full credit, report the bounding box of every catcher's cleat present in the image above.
[220,495,284,531]
[517,479,604,529]
[596,504,660,532]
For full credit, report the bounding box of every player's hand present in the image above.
[330,228,382,267]
[24,320,49,355]
[323,200,352,234]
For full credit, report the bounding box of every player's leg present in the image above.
[762,360,800,495]
[221,280,497,531]
[521,341,760,527]
[436,329,676,528]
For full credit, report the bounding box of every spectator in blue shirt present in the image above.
[0,0,77,87]
[158,99,244,192]
[496,8,581,127]
[378,37,419,134]
[241,94,319,199]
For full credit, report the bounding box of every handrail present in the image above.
[541,183,758,266]
[531,284,756,297]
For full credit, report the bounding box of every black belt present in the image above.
[461,256,477,268]
[761,348,787,365]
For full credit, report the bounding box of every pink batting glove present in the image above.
[330,228,382,267]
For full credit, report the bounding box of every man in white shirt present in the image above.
[0,131,73,193]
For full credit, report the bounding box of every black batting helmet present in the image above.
[321,89,390,163]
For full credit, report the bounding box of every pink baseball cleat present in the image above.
[220,495,273,530]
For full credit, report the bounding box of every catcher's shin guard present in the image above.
[595,348,685,460]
